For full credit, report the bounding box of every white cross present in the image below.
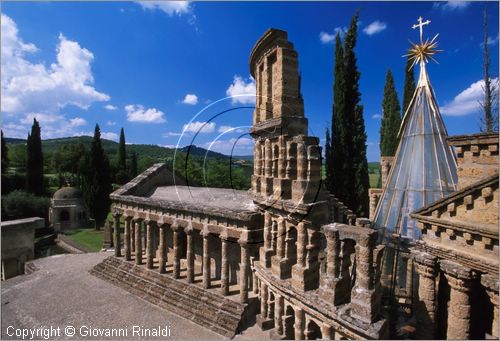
[412,16,431,43]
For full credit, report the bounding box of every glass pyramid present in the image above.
[373,61,458,241]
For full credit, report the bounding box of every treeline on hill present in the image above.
[2,122,252,226]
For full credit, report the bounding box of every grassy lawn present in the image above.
[369,173,380,188]
[64,228,104,252]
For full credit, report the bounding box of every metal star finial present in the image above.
[404,16,442,69]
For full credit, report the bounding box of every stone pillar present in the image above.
[297,143,307,180]
[113,213,122,257]
[441,260,474,340]
[239,239,249,303]
[257,282,274,330]
[278,136,286,178]
[260,212,274,268]
[130,220,135,253]
[220,235,229,295]
[134,218,142,265]
[124,216,132,261]
[158,224,167,274]
[185,227,194,283]
[145,220,155,269]
[321,323,332,340]
[272,217,288,279]
[202,231,211,289]
[253,272,259,294]
[413,251,438,340]
[254,141,261,175]
[265,139,272,177]
[172,224,180,279]
[482,274,499,339]
[274,294,284,335]
[319,225,345,306]
[350,230,379,324]
[294,308,305,340]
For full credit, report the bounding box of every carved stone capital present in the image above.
[441,260,475,291]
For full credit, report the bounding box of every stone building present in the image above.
[49,186,88,232]
[92,28,388,339]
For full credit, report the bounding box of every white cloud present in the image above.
[163,131,183,137]
[136,1,191,16]
[106,120,116,126]
[487,34,499,46]
[125,104,166,123]
[372,114,382,119]
[183,121,216,134]
[7,113,88,139]
[363,21,387,36]
[105,104,117,110]
[69,117,87,127]
[440,78,499,116]
[182,93,198,105]
[436,1,470,11]
[203,137,253,155]
[319,27,347,44]
[218,125,245,133]
[226,75,256,104]
[1,14,109,115]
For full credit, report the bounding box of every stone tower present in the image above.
[250,28,328,290]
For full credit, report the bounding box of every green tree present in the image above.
[26,118,44,195]
[130,151,138,178]
[380,69,402,157]
[330,32,347,201]
[116,127,128,184]
[1,130,8,174]
[402,57,416,115]
[82,124,112,230]
[324,127,332,189]
[343,11,369,216]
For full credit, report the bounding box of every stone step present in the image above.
[90,256,246,338]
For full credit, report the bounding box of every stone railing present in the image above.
[327,194,358,225]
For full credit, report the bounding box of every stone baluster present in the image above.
[185,227,194,283]
[260,212,273,268]
[130,219,135,253]
[413,251,438,340]
[202,230,211,289]
[257,282,274,330]
[274,294,284,335]
[113,213,122,257]
[220,235,229,295]
[158,223,167,274]
[124,216,132,261]
[239,239,249,303]
[441,260,474,340]
[145,219,155,269]
[254,141,261,175]
[253,272,259,294]
[482,274,499,339]
[278,136,286,178]
[351,230,379,324]
[319,225,345,305]
[272,217,287,279]
[265,139,272,177]
[172,224,181,279]
[294,308,305,340]
[134,218,143,265]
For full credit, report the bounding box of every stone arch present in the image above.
[305,318,321,340]
[283,304,295,339]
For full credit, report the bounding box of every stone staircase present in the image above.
[90,256,246,338]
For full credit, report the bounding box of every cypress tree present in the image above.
[130,151,138,178]
[380,69,402,157]
[1,130,8,174]
[480,7,498,132]
[402,57,416,115]
[83,124,112,230]
[344,11,369,216]
[26,118,44,196]
[118,128,127,171]
[330,32,347,201]
[324,127,332,189]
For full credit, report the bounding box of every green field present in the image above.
[64,228,104,252]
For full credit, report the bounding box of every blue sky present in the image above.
[1,1,498,161]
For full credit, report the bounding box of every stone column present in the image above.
[113,213,122,257]
[481,274,499,339]
[319,225,345,305]
[260,212,273,268]
[257,281,273,330]
[220,235,229,295]
[158,224,167,274]
[185,227,194,283]
[265,139,272,177]
[294,308,305,340]
[272,217,287,279]
[297,143,307,180]
[202,231,211,289]
[239,239,249,303]
[134,218,143,265]
[274,294,284,335]
[278,136,286,178]
[413,251,437,340]
[130,220,135,253]
[124,216,132,261]
[321,323,332,340]
[253,272,259,294]
[172,224,180,279]
[441,260,474,340]
[145,220,155,269]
